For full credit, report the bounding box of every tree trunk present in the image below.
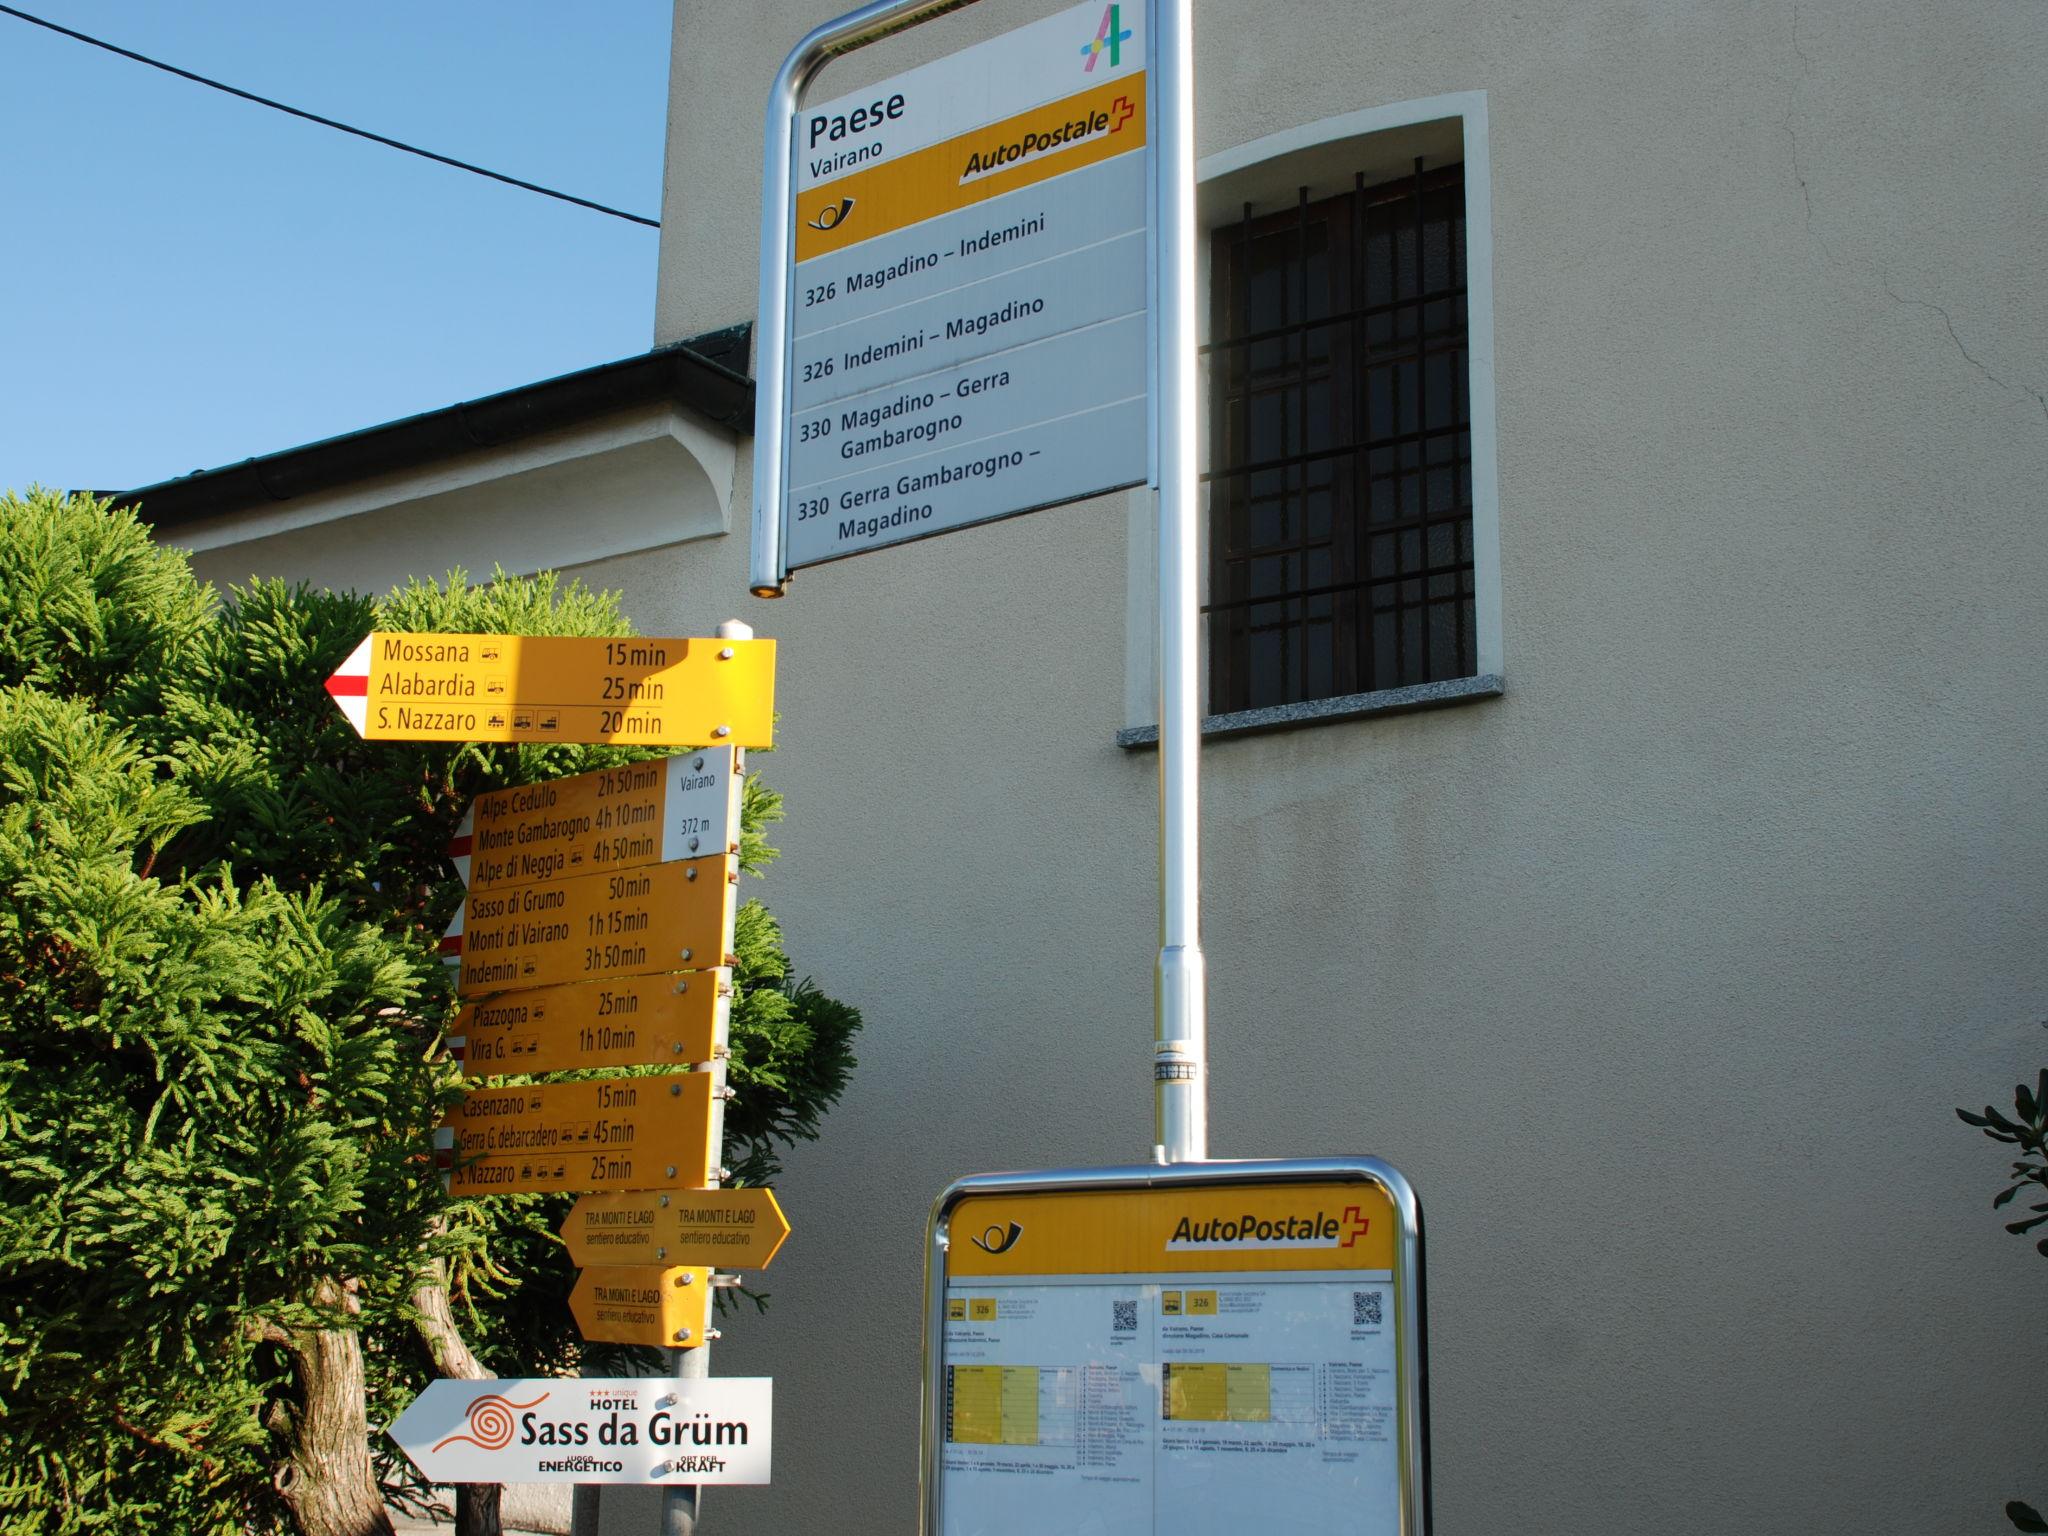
[457,1482,503,1536]
[413,1262,501,1536]
[277,1279,394,1536]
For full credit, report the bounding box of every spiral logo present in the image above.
[432,1391,549,1453]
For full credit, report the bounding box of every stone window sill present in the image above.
[1115,673,1504,749]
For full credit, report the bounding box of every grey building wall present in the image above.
[164,1,2047,1530]
[642,2,2048,1531]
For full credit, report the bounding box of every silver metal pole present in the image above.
[655,1341,711,1536]
[1151,0,1207,1164]
[656,623,750,1534]
[749,0,990,598]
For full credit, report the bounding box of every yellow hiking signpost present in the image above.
[449,751,742,893]
[568,1264,714,1349]
[323,632,776,747]
[560,1188,792,1270]
[452,856,737,996]
[450,970,727,1078]
[343,625,797,1488]
[441,1073,718,1195]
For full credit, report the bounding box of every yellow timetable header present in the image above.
[947,1182,1396,1277]
[795,73,1146,262]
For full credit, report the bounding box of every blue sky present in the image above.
[0,1,671,493]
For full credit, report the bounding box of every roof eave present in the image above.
[116,324,754,530]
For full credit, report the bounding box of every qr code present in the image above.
[1112,1299,1138,1333]
[1352,1290,1384,1326]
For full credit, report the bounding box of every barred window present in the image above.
[1205,160,1474,714]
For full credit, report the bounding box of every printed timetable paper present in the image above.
[938,1184,1404,1536]
[783,0,1151,571]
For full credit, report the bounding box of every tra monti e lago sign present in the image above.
[560,1186,793,1270]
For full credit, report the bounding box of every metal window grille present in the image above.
[1205,160,1473,713]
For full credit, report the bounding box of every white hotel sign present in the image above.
[388,1376,772,1486]
[779,0,1151,571]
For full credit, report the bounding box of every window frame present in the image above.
[1206,163,1475,712]
[1119,91,1502,747]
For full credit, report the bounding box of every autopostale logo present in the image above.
[1164,1205,1373,1252]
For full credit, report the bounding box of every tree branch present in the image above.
[245,1317,293,1348]
[411,1265,489,1383]
[110,1405,218,1478]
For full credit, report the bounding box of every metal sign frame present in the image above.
[751,0,993,599]
[919,1158,1430,1536]
[753,0,1210,1167]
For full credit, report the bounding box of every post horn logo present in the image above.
[807,197,855,232]
[432,1391,548,1453]
[971,1221,1024,1255]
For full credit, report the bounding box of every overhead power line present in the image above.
[0,3,660,228]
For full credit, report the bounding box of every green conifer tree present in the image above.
[0,490,858,1536]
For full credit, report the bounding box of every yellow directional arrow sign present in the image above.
[451,751,740,892]
[324,632,775,747]
[569,1265,713,1348]
[560,1187,791,1269]
[457,856,735,997]
[453,970,727,1078]
[443,1073,716,1195]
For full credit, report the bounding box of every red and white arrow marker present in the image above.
[433,1125,456,1191]
[445,805,473,888]
[438,819,471,1069]
[438,910,466,1066]
[323,636,371,734]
